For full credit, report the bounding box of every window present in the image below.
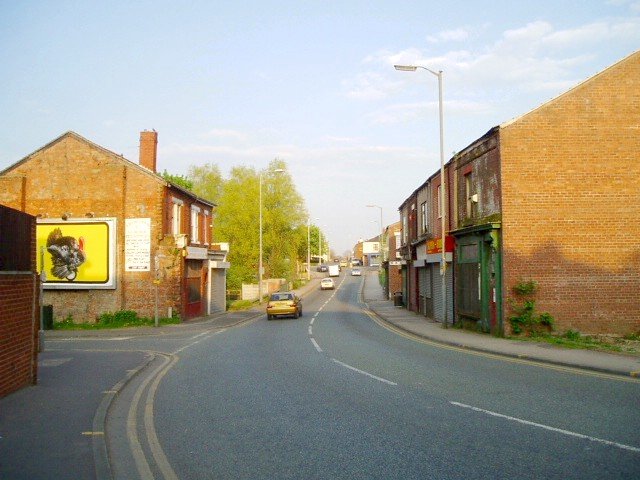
[402,213,408,245]
[191,205,201,244]
[420,202,427,234]
[465,173,473,217]
[202,210,210,245]
[171,197,183,234]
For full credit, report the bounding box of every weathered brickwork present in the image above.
[500,51,640,335]
[0,132,212,323]
[0,206,38,397]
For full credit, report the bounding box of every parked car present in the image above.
[320,278,335,290]
[266,292,302,320]
[351,268,361,276]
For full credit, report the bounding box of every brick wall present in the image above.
[0,132,181,322]
[500,51,640,335]
[0,205,38,397]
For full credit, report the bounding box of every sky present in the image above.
[1,1,639,256]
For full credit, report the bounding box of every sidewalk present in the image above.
[361,271,640,379]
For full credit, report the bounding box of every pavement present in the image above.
[360,270,640,379]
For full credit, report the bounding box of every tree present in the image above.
[161,170,193,190]
[187,163,223,205]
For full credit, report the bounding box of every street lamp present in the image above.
[307,218,311,280]
[394,63,448,327]
[315,218,322,265]
[259,168,285,304]
[366,204,383,266]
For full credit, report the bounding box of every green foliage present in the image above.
[213,159,310,289]
[164,159,320,291]
[161,170,194,190]
[509,280,555,336]
[53,310,180,330]
[187,163,223,204]
[513,280,537,296]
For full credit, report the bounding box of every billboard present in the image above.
[36,218,116,289]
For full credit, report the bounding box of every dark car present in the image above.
[316,264,328,272]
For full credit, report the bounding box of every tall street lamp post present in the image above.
[259,168,285,304]
[366,204,383,266]
[394,63,448,327]
[307,218,311,280]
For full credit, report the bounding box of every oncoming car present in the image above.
[320,278,335,290]
[266,292,302,320]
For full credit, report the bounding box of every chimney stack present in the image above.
[139,130,158,172]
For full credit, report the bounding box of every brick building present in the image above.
[0,131,229,323]
[382,221,402,299]
[0,205,39,396]
[446,49,639,336]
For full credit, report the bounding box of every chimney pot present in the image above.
[139,130,158,172]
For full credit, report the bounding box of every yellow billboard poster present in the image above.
[36,218,116,289]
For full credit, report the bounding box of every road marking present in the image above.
[332,359,397,386]
[81,431,104,436]
[450,402,640,453]
[308,325,313,336]
[311,337,323,353]
[365,309,640,383]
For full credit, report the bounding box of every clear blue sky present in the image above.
[1,0,638,255]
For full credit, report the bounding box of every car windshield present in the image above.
[270,293,293,301]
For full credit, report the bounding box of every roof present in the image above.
[0,130,216,208]
[500,49,640,129]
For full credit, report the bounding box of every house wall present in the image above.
[500,51,640,335]
[454,132,502,227]
[0,134,179,322]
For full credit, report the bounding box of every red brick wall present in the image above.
[0,205,38,397]
[500,51,640,335]
[0,133,182,322]
[0,275,38,397]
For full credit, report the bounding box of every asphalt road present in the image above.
[5,272,639,479]
[143,274,639,479]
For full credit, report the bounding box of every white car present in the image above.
[320,278,335,290]
[351,268,361,276]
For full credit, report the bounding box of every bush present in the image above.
[509,280,554,336]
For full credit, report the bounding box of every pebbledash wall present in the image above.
[0,131,210,322]
[499,50,640,335]
[0,206,38,397]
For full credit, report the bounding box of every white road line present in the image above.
[332,359,397,386]
[308,325,313,336]
[310,337,323,353]
[450,402,640,453]
[310,317,315,325]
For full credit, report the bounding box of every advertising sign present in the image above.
[125,218,151,271]
[36,218,116,289]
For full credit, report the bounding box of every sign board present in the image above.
[426,235,455,255]
[37,218,116,289]
[125,218,151,271]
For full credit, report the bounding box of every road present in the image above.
[11,270,640,479]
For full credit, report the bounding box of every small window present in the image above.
[465,173,474,217]
[191,205,201,244]
[171,198,183,235]
[420,202,427,234]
